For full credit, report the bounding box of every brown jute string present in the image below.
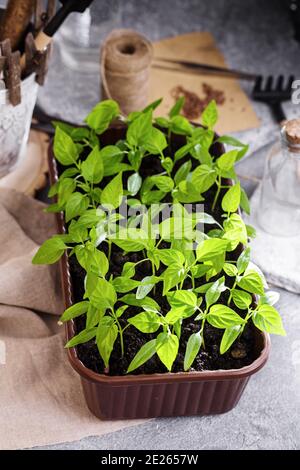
[100,29,153,115]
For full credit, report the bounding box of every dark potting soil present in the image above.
[64,128,256,376]
[69,214,256,375]
[69,235,256,376]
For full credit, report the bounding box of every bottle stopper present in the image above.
[285,119,300,144]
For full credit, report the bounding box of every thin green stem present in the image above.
[110,309,125,357]
[118,326,125,357]
[135,258,149,267]
[115,318,125,357]
[90,182,97,209]
[200,315,206,350]
[212,175,221,212]
[156,237,163,248]
[108,240,112,263]
[227,279,237,306]
[240,308,254,335]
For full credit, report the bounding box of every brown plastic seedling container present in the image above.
[48,125,270,420]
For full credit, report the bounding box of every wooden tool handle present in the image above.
[20,31,52,71]
[0,0,35,50]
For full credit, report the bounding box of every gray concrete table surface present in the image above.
[34,0,300,450]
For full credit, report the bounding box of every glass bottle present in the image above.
[258,119,300,236]
[56,0,122,73]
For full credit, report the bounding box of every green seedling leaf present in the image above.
[223,263,238,277]
[176,180,204,203]
[247,261,268,288]
[81,146,104,184]
[174,142,194,162]
[231,289,252,310]
[167,290,197,309]
[156,332,179,371]
[260,291,280,306]
[155,116,170,128]
[48,181,59,198]
[144,127,167,154]
[65,192,89,222]
[121,262,136,278]
[52,121,90,141]
[253,305,286,335]
[240,187,251,215]
[193,212,220,227]
[216,135,248,148]
[128,172,142,196]
[201,100,218,129]
[205,277,227,309]
[165,308,186,324]
[32,237,66,265]
[222,183,241,213]
[85,100,119,134]
[237,270,264,296]
[136,276,158,299]
[190,264,211,278]
[163,264,186,295]
[86,304,104,329]
[161,157,173,174]
[197,129,215,151]
[76,210,102,229]
[102,145,125,176]
[159,216,193,240]
[223,217,248,250]
[170,115,193,136]
[128,311,161,333]
[60,167,80,179]
[194,281,214,294]
[207,252,226,278]
[84,271,98,298]
[120,294,160,312]
[217,150,238,171]
[127,339,157,373]
[57,177,76,206]
[191,164,217,194]
[65,327,97,348]
[196,238,228,261]
[53,127,79,166]
[116,305,128,318]
[87,249,108,277]
[96,317,118,367]
[184,332,202,371]
[60,301,89,322]
[237,247,251,274]
[169,96,185,118]
[150,175,174,192]
[174,160,192,186]
[207,304,244,329]
[192,145,213,165]
[112,277,140,293]
[246,224,256,239]
[220,325,243,354]
[101,172,123,209]
[127,109,152,147]
[158,249,185,266]
[112,228,148,252]
[143,98,163,113]
[236,145,249,162]
[90,278,117,309]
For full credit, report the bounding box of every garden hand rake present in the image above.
[252,74,295,124]
[21,0,95,71]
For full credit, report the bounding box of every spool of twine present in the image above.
[100,29,153,115]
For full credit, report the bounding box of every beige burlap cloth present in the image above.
[0,188,143,450]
